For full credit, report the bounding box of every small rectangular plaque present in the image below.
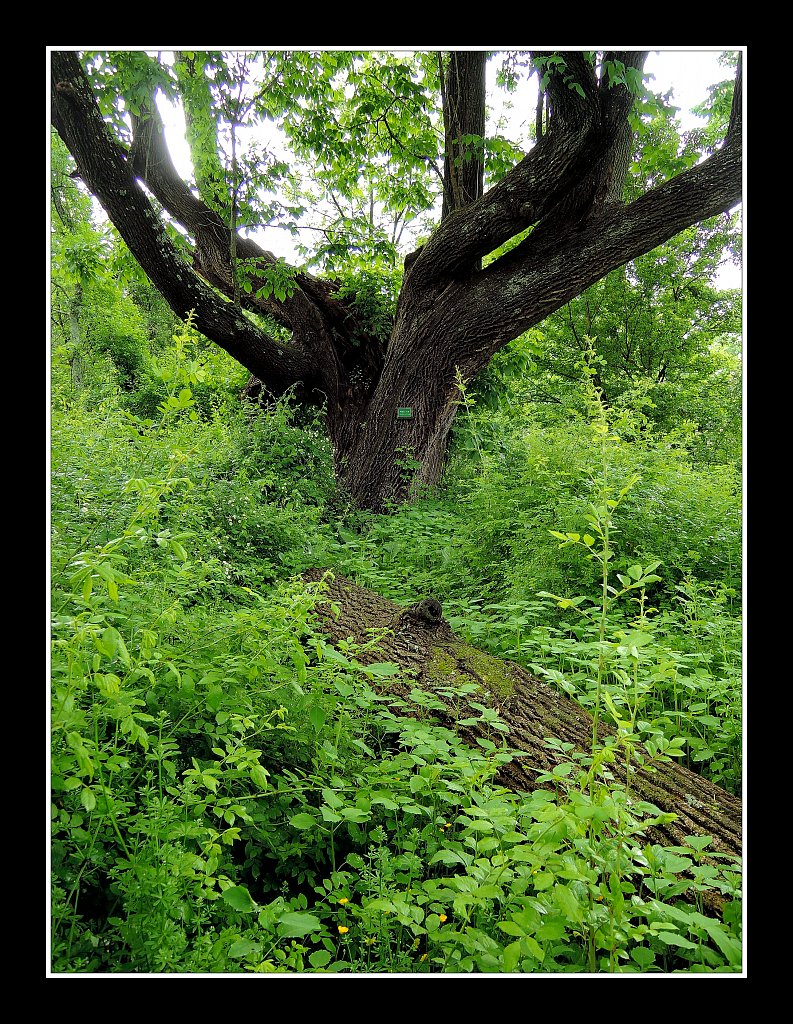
[395,407,413,420]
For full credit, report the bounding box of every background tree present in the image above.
[468,73,742,465]
[50,130,164,394]
[50,48,742,511]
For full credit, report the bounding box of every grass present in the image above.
[49,324,743,974]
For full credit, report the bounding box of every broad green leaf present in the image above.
[508,845,539,863]
[340,807,370,822]
[277,911,322,937]
[631,946,655,969]
[554,884,583,923]
[363,897,394,913]
[654,931,699,949]
[221,885,257,913]
[228,938,261,958]
[701,923,742,966]
[659,853,693,873]
[290,812,317,830]
[502,939,522,972]
[497,920,525,937]
[363,661,401,678]
[370,793,399,810]
[536,917,566,940]
[684,834,713,851]
[170,540,188,561]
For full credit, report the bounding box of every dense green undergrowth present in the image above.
[50,316,743,974]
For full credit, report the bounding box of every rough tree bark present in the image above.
[440,51,487,221]
[50,49,742,512]
[302,570,742,867]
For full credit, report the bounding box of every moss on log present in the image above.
[302,569,742,866]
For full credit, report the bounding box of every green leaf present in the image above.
[201,772,219,793]
[701,923,742,966]
[80,788,96,812]
[363,661,401,678]
[221,885,258,913]
[684,834,713,851]
[554,884,583,923]
[631,946,656,969]
[536,917,566,940]
[309,949,332,968]
[228,938,261,958]
[507,845,539,863]
[524,935,545,961]
[250,764,269,790]
[290,812,317,830]
[502,939,522,972]
[497,920,525,937]
[370,792,399,811]
[97,626,120,659]
[659,853,693,873]
[430,849,467,867]
[654,931,699,949]
[170,540,188,561]
[341,807,371,822]
[277,911,322,937]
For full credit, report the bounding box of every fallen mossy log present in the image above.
[302,570,742,865]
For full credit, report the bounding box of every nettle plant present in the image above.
[495,348,742,796]
[50,322,741,973]
[50,313,249,971]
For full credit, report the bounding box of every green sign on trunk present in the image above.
[396,408,413,420]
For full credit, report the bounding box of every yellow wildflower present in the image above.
[338,925,349,935]
[438,914,447,923]
[338,897,349,905]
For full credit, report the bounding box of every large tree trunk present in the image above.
[440,51,487,221]
[331,284,475,508]
[50,50,742,514]
[302,570,742,866]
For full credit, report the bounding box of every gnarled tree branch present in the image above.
[51,50,318,396]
